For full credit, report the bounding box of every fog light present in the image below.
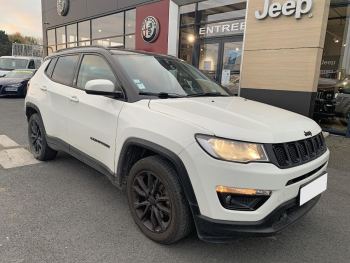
[216,186,271,211]
[216,186,272,196]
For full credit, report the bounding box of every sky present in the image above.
[0,0,42,39]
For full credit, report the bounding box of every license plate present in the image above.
[300,173,327,206]
[5,87,18,92]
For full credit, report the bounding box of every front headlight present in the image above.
[195,135,269,163]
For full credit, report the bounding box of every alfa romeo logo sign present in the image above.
[57,0,69,16]
[141,16,160,43]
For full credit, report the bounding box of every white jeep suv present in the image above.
[25,47,329,244]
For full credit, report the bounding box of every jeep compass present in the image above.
[25,47,329,244]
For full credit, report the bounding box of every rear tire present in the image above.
[28,113,57,161]
[127,156,192,244]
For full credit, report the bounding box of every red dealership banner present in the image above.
[135,0,170,54]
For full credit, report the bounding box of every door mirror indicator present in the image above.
[85,79,123,98]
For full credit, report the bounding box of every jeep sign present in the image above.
[255,0,313,20]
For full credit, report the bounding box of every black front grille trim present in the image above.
[264,133,327,169]
[286,162,327,186]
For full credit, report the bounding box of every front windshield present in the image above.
[0,58,28,70]
[5,70,34,79]
[114,54,230,97]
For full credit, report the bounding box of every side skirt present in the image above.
[46,136,120,188]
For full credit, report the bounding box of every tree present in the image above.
[0,30,12,56]
[8,32,39,45]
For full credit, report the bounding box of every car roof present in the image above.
[0,56,41,60]
[11,69,36,72]
[47,46,178,60]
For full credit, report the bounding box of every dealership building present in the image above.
[42,0,350,136]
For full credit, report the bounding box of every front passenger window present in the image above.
[77,55,117,90]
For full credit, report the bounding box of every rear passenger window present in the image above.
[45,58,57,77]
[77,55,116,89]
[28,60,35,69]
[52,55,79,86]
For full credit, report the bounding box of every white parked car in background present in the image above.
[0,56,42,77]
[25,47,329,244]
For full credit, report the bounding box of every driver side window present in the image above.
[77,55,117,90]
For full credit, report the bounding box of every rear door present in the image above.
[66,54,124,172]
[45,55,80,142]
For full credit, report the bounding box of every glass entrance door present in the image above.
[198,43,220,82]
[199,37,243,95]
[221,41,242,95]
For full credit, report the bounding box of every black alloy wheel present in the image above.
[28,113,57,161]
[127,156,192,244]
[29,119,43,155]
[131,171,172,233]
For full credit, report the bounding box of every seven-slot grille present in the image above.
[268,133,326,169]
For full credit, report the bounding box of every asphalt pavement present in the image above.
[0,98,349,263]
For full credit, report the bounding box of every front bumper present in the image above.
[0,85,26,97]
[193,195,321,242]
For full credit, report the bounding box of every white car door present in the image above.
[44,55,80,143]
[66,54,124,172]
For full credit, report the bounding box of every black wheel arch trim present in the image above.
[117,138,199,209]
[25,102,42,119]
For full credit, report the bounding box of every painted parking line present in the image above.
[0,148,40,169]
[0,134,40,169]
[0,135,19,148]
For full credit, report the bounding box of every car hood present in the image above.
[0,70,10,77]
[0,78,27,85]
[148,97,321,143]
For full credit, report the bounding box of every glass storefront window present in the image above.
[198,0,246,23]
[47,9,135,53]
[199,43,219,81]
[179,26,195,64]
[67,24,77,44]
[47,29,56,54]
[125,35,135,49]
[92,13,124,39]
[47,29,55,46]
[56,44,66,51]
[56,26,66,45]
[125,9,136,35]
[179,1,246,95]
[78,20,90,45]
[316,0,350,136]
[92,36,124,48]
[180,4,196,26]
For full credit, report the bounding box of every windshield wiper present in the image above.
[187,92,229,97]
[139,92,185,99]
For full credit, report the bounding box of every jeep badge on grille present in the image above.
[304,131,313,137]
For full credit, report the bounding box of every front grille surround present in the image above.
[264,133,327,169]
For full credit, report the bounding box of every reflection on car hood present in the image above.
[0,78,27,85]
[149,97,321,143]
[0,70,11,77]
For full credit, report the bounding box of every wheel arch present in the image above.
[25,102,41,121]
[117,138,199,210]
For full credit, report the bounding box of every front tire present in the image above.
[28,113,57,161]
[127,156,192,244]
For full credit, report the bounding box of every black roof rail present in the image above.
[53,45,179,59]
[54,45,112,53]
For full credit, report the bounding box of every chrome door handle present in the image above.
[40,86,47,91]
[70,96,79,103]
